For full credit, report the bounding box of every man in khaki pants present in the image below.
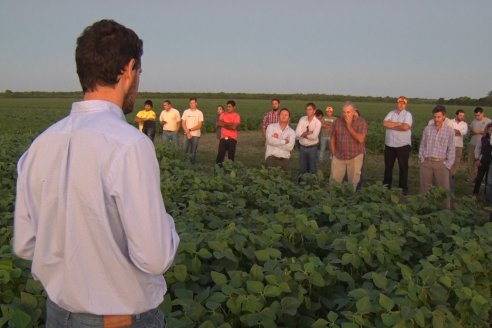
[419,105,455,207]
[329,102,368,191]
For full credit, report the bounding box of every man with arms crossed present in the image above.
[419,105,455,207]
[265,108,296,170]
[383,96,412,195]
[296,102,322,177]
[262,98,281,136]
[216,100,241,164]
[14,20,179,327]
[450,109,468,187]
[160,100,181,146]
[330,102,368,191]
[182,97,204,164]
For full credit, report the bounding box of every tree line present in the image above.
[2,89,492,106]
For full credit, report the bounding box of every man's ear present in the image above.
[121,58,137,89]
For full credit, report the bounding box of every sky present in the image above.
[1,0,491,99]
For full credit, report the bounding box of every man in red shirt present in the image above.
[216,100,241,164]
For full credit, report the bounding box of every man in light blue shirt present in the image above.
[383,96,413,195]
[14,19,179,327]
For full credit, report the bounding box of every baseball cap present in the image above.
[397,96,408,104]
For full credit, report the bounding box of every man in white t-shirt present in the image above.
[159,100,181,146]
[383,96,413,195]
[467,107,491,182]
[181,97,204,164]
[449,109,468,179]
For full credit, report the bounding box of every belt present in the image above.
[300,144,318,148]
[163,130,176,133]
[104,315,136,327]
[427,157,445,162]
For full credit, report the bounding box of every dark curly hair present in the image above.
[75,19,143,93]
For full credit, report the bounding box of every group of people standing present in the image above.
[262,97,492,204]
[262,99,367,190]
[136,95,491,200]
[134,97,241,165]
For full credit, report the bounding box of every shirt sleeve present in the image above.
[404,112,413,127]
[111,138,180,275]
[13,152,36,260]
[199,111,204,122]
[306,119,321,141]
[295,118,305,138]
[461,122,468,136]
[383,111,392,122]
[444,130,455,170]
[419,127,428,163]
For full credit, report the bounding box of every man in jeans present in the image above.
[296,102,321,178]
[182,97,204,164]
[382,96,413,195]
[160,100,181,146]
[14,19,179,327]
[330,102,368,191]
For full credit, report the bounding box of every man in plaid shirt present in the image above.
[419,105,455,195]
[330,102,368,191]
[262,98,281,135]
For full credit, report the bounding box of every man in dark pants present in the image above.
[216,100,241,165]
[383,96,413,195]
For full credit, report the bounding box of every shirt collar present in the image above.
[71,100,126,121]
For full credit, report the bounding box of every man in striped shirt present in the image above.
[418,105,455,195]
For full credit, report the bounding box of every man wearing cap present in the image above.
[383,96,413,195]
[419,105,455,207]
[319,106,337,162]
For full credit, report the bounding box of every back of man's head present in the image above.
[76,19,143,93]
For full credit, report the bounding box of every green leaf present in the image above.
[246,280,264,294]
[173,264,188,282]
[308,271,325,287]
[264,285,282,297]
[311,318,329,328]
[211,271,228,285]
[20,292,38,309]
[431,310,445,328]
[471,293,488,316]
[197,248,212,259]
[11,309,32,328]
[356,296,372,314]
[367,224,377,240]
[254,249,270,261]
[281,297,301,316]
[327,311,338,322]
[414,308,425,327]
[372,272,388,289]
[25,279,44,294]
[379,293,395,311]
[439,276,452,288]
